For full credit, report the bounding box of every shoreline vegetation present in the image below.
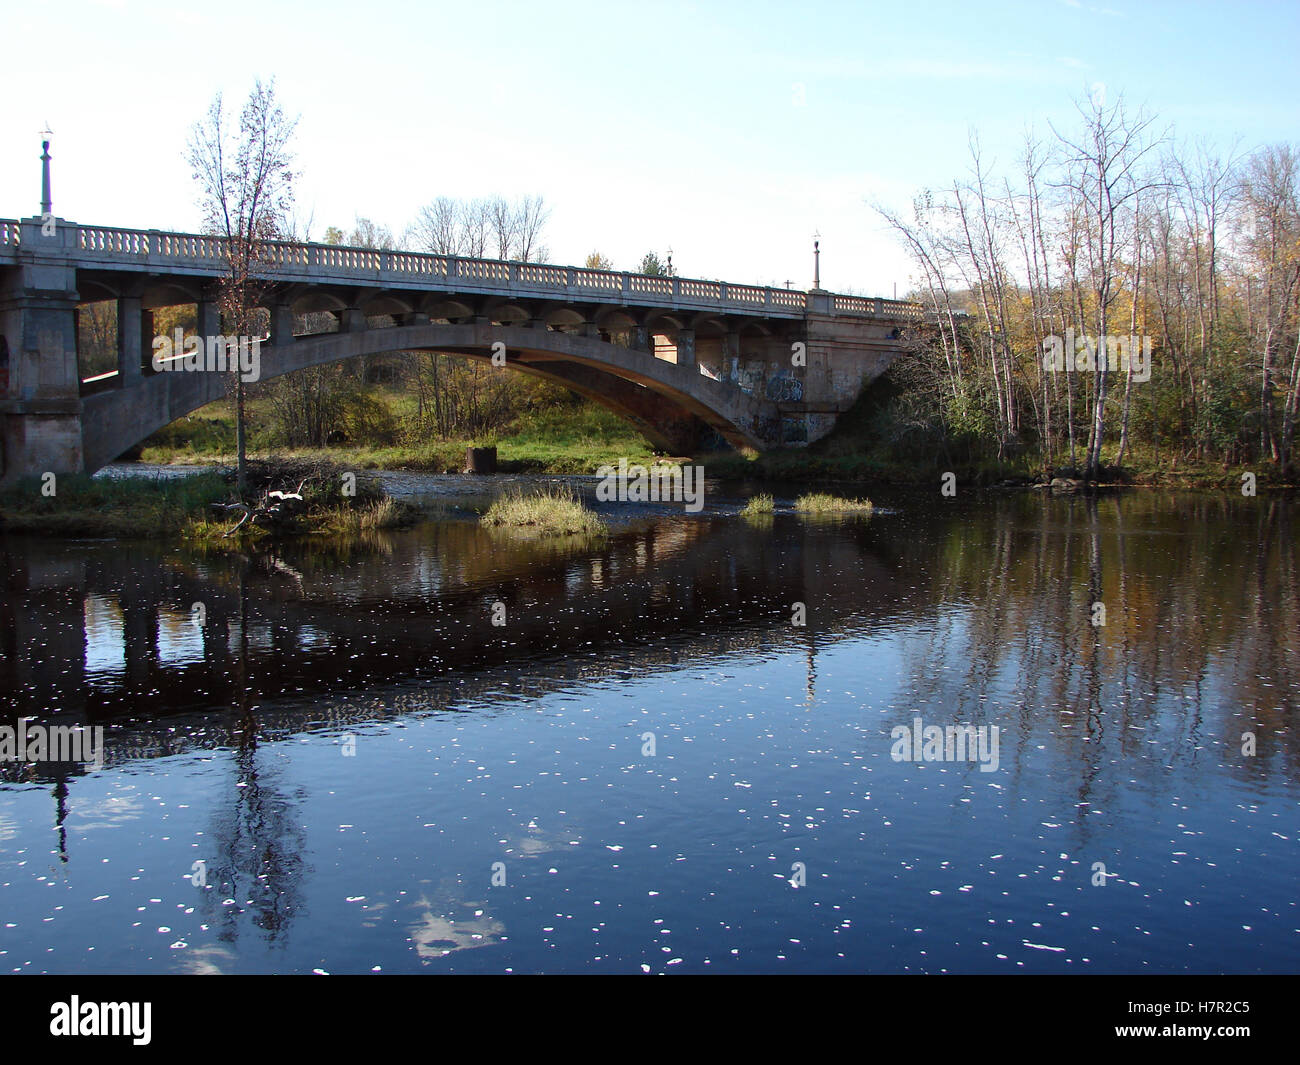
[122,380,1298,494]
[3,377,1294,541]
[0,458,417,542]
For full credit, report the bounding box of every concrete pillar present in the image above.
[339,308,367,332]
[632,325,650,351]
[806,290,832,314]
[271,304,295,347]
[117,296,144,382]
[141,309,156,375]
[724,331,740,382]
[197,299,221,342]
[404,311,430,326]
[676,328,696,369]
[0,217,85,482]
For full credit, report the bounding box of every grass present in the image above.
[314,497,403,535]
[137,392,660,474]
[0,458,416,542]
[794,492,873,514]
[0,472,230,537]
[739,493,774,517]
[480,486,606,537]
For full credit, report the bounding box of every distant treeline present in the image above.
[878,97,1300,477]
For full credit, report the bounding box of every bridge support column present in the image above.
[0,217,85,485]
[631,325,650,352]
[197,298,221,343]
[271,304,295,347]
[676,328,695,370]
[723,331,740,382]
[339,308,367,332]
[117,296,145,383]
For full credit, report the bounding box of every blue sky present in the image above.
[2,0,1296,295]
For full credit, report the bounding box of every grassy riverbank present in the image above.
[698,384,1298,491]
[0,472,232,538]
[0,459,416,541]
[46,378,1299,504]
[137,391,659,474]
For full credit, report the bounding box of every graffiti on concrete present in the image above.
[765,371,804,402]
[735,360,765,396]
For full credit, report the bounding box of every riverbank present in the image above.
[0,458,418,541]
[135,388,1297,493]
[135,395,659,474]
[698,445,1298,492]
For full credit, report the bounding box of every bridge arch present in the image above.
[78,320,777,473]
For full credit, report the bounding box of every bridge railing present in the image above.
[834,293,924,320]
[0,217,925,320]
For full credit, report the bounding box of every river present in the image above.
[1,474,1296,973]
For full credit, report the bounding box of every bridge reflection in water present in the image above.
[0,492,1297,972]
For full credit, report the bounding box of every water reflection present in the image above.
[0,488,1296,972]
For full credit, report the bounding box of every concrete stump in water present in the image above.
[465,446,497,474]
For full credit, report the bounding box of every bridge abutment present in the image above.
[1,217,86,485]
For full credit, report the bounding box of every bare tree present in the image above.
[1052,94,1164,477]
[1238,145,1300,462]
[186,79,298,492]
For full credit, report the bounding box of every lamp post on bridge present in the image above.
[806,230,831,314]
[40,125,53,217]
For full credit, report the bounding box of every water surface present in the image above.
[1,483,1296,973]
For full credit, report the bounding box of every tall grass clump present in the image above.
[793,492,873,515]
[481,485,606,537]
[739,493,774,517]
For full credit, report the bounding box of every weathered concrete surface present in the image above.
[0,215,923,482]
[0,217,85,481]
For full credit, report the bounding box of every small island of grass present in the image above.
[481,486,606,537]
[739,493,775,517]
[793,493,873,515]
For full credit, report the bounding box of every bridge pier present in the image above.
[197,297,221,345]
[0,217,86,485]
[271,304,295,347]
[675,327,696,369]
[117,295,146,384]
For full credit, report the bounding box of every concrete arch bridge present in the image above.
[0,215,921,481]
